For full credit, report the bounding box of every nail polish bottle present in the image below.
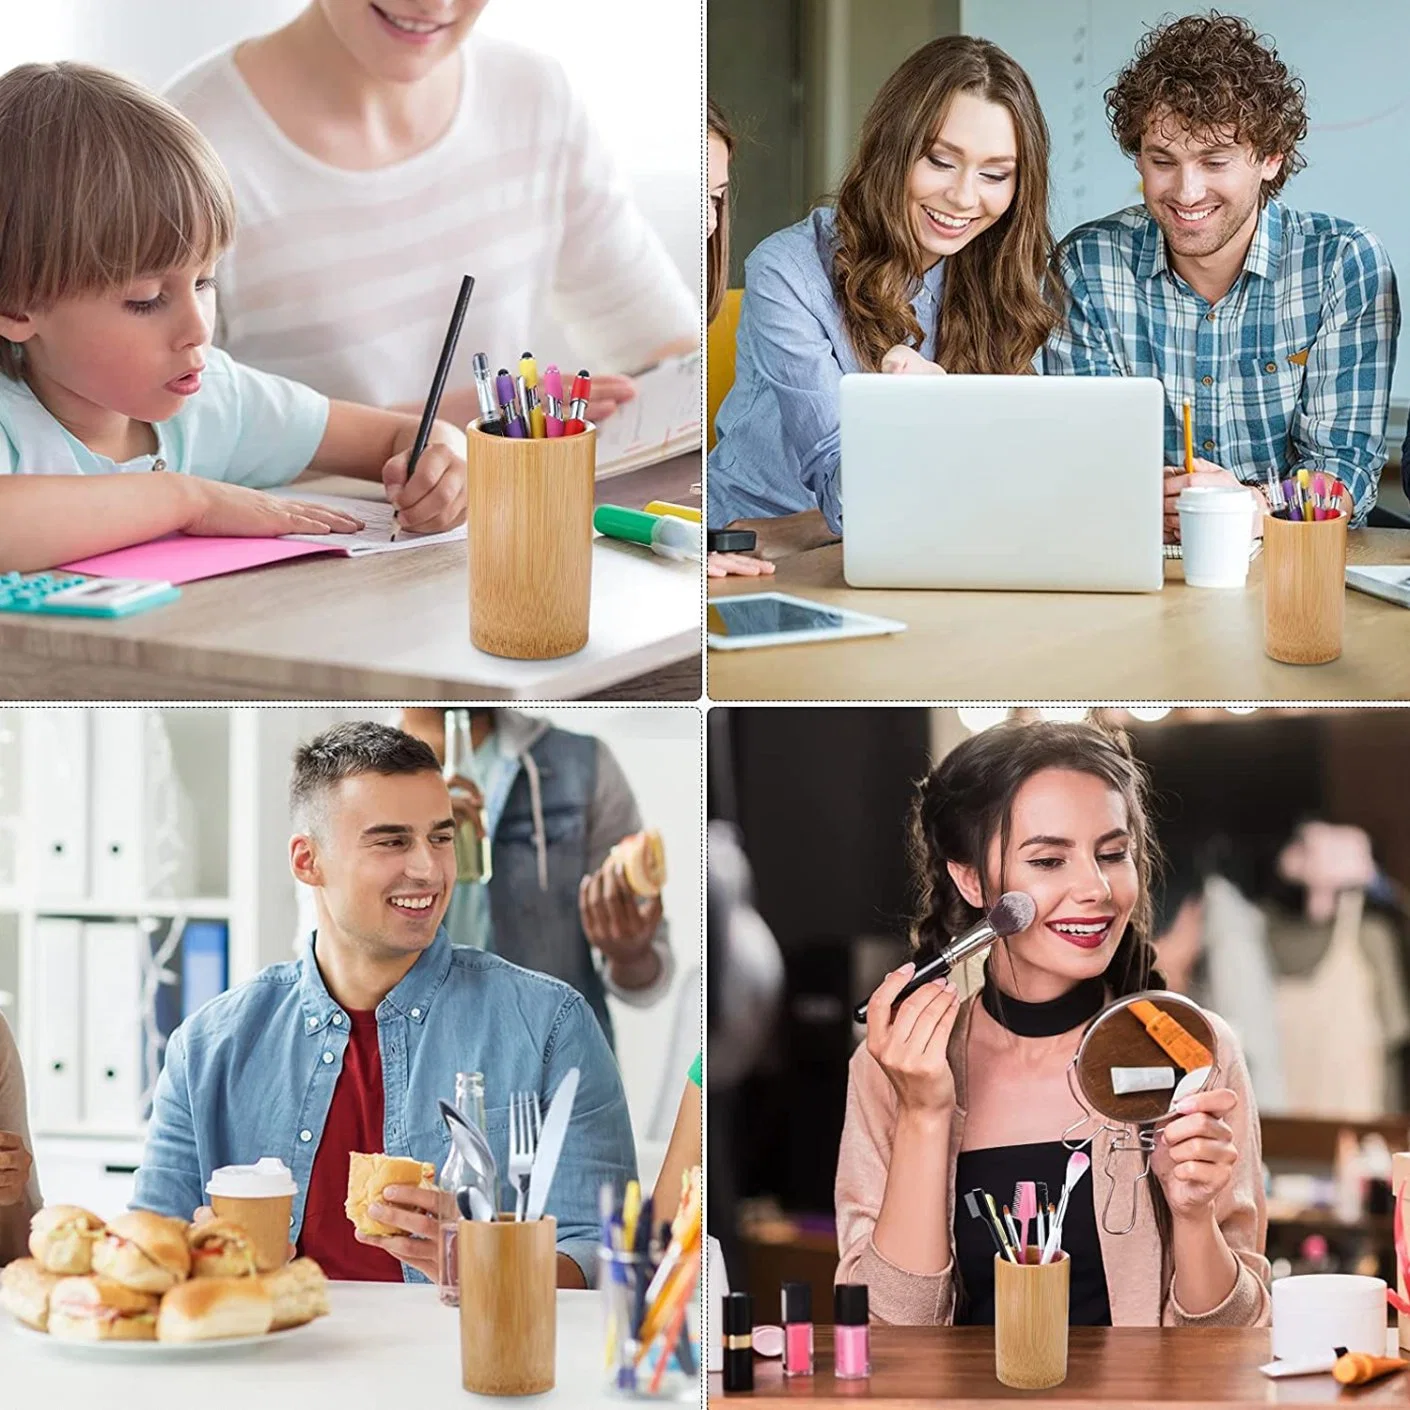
[782,1281,814,1376]
[833,1283,871,1379]
[722,1291,754,1392]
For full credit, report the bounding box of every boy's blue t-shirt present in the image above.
[0,347,329,485]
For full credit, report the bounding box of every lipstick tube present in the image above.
[833,1284,870,1379]
[782,1282,813,1377]
[722,1291,753,1392]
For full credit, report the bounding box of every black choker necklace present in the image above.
[980,963,1106,1038]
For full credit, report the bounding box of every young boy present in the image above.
[0,62,466,573]
[164,0,699,430]
[1044,13,1399,540]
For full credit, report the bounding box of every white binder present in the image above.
[31,918,83,1129]
[22,711,90,899]
[82,921,144,1133]
[89,713,146,899]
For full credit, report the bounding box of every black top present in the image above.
[953,1141,1111,1327]
[979,967,1106,1037]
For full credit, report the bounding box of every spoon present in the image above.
[440,1099,498,1213]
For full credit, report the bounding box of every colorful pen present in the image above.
[496,369,526,438]
[520,352,546,439]
[565,369,591,436]
[542,364,566,437]
[472,352,502,435]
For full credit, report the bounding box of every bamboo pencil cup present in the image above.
[1262,511,1347,665]
[458,1215,557,1395]
[994,1249,1069,1390]
[465,420,596,659]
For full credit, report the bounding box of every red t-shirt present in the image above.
[298,1008,404,1281]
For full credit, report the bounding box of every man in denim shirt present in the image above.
[133,722,636,1286]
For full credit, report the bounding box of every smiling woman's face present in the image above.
[317,1,487,81]
[948,767,1140,998]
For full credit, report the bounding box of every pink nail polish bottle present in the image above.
[782,1282,814,1376]
[833,1283,870,1379]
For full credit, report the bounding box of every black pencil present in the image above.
[407,272,474,481]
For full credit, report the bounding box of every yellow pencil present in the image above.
[1182,397,1194,474]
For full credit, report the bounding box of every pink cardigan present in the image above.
[835,993,1271,1327]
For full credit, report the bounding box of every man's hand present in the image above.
[579,855,663,979]
[446,773,487,844]
[1163,460,1261,543]
[354,1185,448,1281]
[0,1131,32,1207]
[724,510,838,562]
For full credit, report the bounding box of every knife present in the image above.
[525,1067,579,1221]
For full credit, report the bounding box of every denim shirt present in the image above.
[707,206,945,534]
[132,927,637,1283]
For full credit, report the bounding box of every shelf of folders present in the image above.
[600,1167,701,1396]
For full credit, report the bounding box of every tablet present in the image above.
[707,592,907,650]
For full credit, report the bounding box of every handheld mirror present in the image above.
[1062,990,1220,1234]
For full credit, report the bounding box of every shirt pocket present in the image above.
[1244,348,1307,455]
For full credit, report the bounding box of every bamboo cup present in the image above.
[994,1249,1069,1390]
[1262,511,1347,664]
[458,1215,557,1395]
[465,420,595,659]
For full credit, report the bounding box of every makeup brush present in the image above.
[1015,1182,1038,1264]
[852,891,1038,1023]
[1041,1150,1091,1264]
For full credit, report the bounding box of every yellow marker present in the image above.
[1182,397,1194,474]
[622,1179,641,1249]
[644,501,702,523]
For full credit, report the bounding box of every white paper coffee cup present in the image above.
[1271,1274,1386,1361]
[1178,485,1257,588]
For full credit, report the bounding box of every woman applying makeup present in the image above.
[836,722,1270,1327]
[706,36,1057,556]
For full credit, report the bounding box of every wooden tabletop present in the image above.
[709,1325,1407,1407]
[708,530,1410,701]
[0,453,702,701]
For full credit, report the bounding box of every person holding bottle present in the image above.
[398,708,673,1051]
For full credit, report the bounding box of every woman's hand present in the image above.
[1151,1088,1239,1219]
[707,551,776,579]
[865,963,960,1116]
[881,345,946,376]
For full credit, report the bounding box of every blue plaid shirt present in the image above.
[1044,202,1399,526]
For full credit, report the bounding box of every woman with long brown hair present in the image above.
[836,721,1270,1327]
[708,36,1058,554]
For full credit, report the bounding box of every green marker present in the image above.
[593,506,701,562]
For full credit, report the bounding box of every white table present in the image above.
[7,1283,699,1407]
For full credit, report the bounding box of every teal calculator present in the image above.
[0,571,181,617]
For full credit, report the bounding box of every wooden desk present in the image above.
[0,455,701,701]
[708,531,1410,701]
[710,1325,1405,1406]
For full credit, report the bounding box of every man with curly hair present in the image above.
[1045,12,1398,541]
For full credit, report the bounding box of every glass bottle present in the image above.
[444,710,492,884]
[438,1070,489,1307]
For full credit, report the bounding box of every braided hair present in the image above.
[908,719,1175,1314]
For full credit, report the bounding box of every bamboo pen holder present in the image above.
[1263,511,1347,665]
[458,1216,557,1396]
[994,1249,1069,1390]
[466,420,595,659]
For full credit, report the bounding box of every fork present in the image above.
[509,1089,542,1220]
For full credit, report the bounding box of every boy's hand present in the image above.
[383,441,467,535]
[184,480,365,538]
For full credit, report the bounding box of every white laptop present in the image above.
[840,374,1165,592]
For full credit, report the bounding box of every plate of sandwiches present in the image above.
[2,1205,329,1357]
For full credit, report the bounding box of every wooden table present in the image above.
[708,531,1410,701]
[709,1325,1407,1407]
[0,455,701,701]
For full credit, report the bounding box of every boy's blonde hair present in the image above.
[0,62,236,380]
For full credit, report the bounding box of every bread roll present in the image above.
[28,1205,106,1275]
[187,1218,258,1278]
[345,1152,436,1237]
[610,829,666,897]
[157,1276,273,1343]
[92,1211,192,1293]
[260,1256,330,1331]
[1,1257,60,1331]
[48,1276,158,1341]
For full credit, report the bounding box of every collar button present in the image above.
[332,1014,344,1026]
[411,1007,422,1019]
